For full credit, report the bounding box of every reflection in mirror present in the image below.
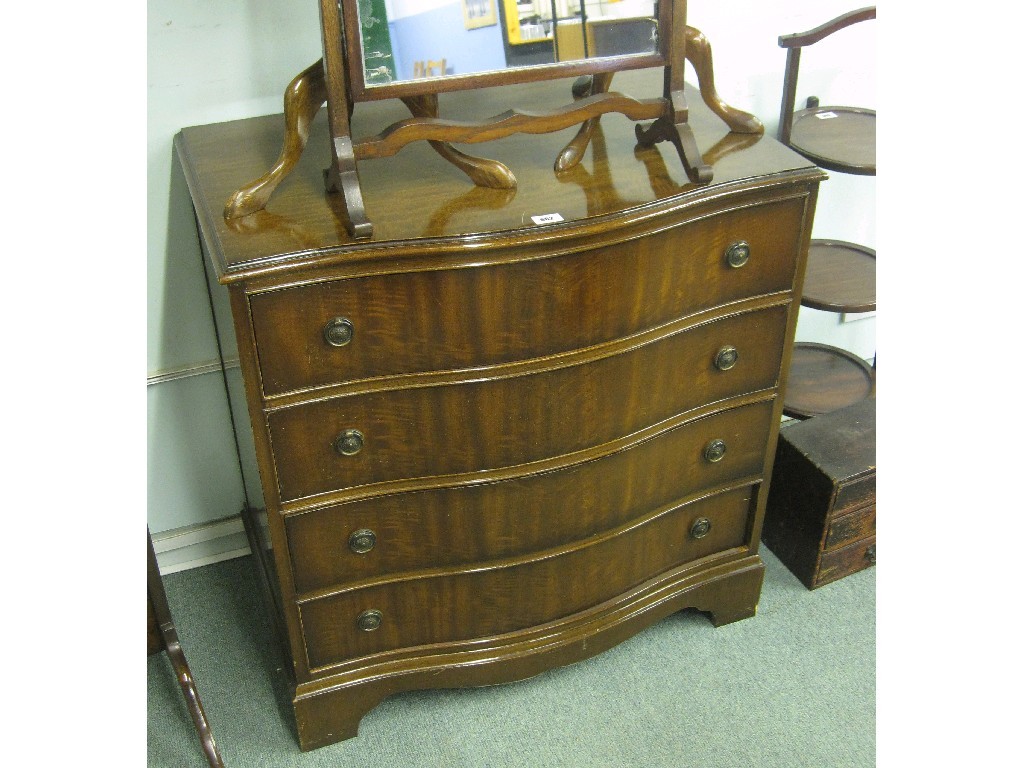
[356,0,658,86]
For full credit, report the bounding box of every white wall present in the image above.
[146,0,877,555]
[147,0,322,543]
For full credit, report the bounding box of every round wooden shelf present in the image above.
[783,342,875,420]
[789,106,875,175]
[801,239,876,313]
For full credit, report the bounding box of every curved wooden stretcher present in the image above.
[225,25,763,238]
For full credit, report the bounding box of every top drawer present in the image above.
[249,198,805,397]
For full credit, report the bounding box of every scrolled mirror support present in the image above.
[223,1,764,239]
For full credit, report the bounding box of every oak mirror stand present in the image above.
[225,0,763,238]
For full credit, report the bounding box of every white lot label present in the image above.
[531,213,565,225]
[815,111,839,119]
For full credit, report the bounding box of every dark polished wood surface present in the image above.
[286,399,774,595]
[178,70,818,282]
[800,239,876,313]
[774,8,875,423]
[300,485,754,670]
[788,106,875,175]
[269,305,787,503]
[250,196,805,398]
[782,342,875,420]
[177,76,824,751]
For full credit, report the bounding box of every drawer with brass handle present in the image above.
[268,303,789,502]
[298,485,757,671]
[249,198,805,397]
[286,399,776,594]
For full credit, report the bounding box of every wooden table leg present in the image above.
[148,530,226,768]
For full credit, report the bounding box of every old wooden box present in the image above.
[762,397,876,589]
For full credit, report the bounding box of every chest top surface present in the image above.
[176,70,823,283]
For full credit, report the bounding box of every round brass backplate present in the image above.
[715,345,739,371]
[349,528,377,554]
[703,439,727,463]
[356,609,383,632]
[323,316,354,347]
[725,241,750,268]
[690,517,712,539]
[334,429,364,456]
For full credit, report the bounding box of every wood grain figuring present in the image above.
[286,399,775,595]
[250,197,804,397]
[224,60,329,220]
[299,485,755,670]
[268,304,788,501]
[177,77,824,749]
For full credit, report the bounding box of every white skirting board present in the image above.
[151,512,270,575]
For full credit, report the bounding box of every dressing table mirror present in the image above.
[225,0,763,238]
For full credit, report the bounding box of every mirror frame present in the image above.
[316,0,701,239]
[338,1,672,102]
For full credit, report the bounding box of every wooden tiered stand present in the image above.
[776,7,876,419]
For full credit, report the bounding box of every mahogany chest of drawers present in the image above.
[176,82,824,751]
[762,397,876,589]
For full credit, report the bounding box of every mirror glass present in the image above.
[355,0,659,87]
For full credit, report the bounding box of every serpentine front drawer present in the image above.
[249,197,804,397]
[298,484,757,671]
[286,398,776,594]
[268,303,788,502]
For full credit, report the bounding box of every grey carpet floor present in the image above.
[147,547,875,767]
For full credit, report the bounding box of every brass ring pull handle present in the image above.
[715,345,739,371]
[725,241,750,268]
[704,438,729,462]
[690,517,712,539]
[356,609,383,632]
[349,529,376,554]
[703,439,727,463]
[334,429,364,456]
[323,317,354,347]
